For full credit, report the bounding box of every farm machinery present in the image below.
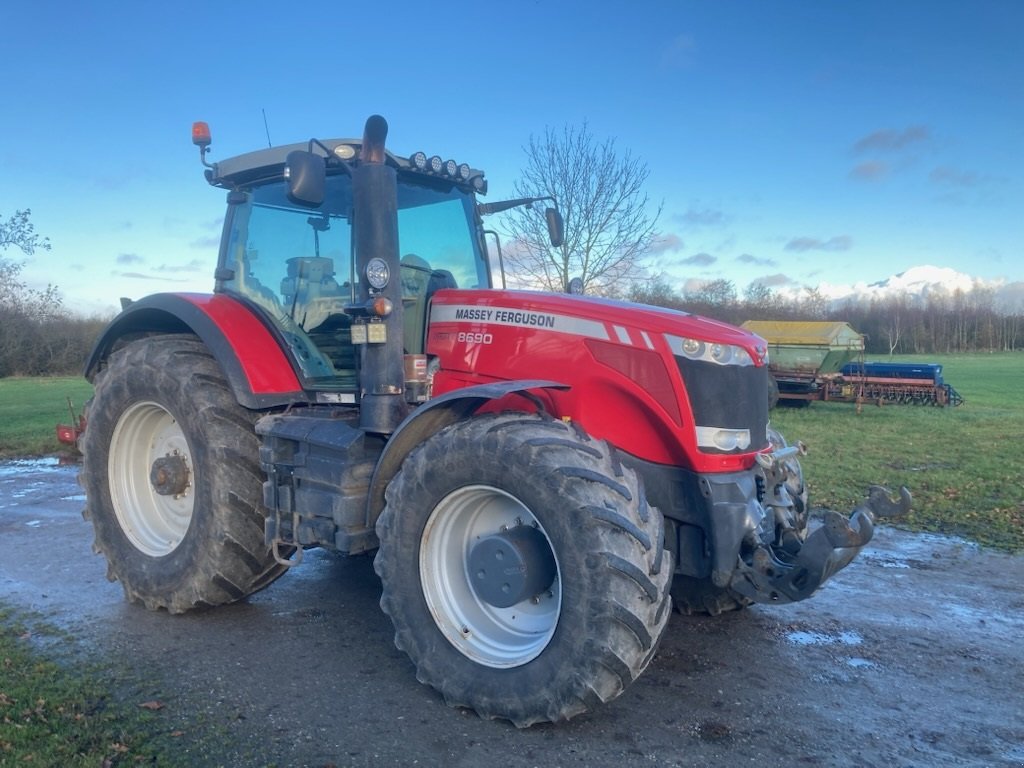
[742,320,963,408]
[741,321,863,406]
[76,115,909,726]
[825,361,963,406]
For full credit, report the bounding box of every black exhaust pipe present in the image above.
[354,115,407,434]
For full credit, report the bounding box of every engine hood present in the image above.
[430,289,767,363]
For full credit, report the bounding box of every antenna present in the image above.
[262,108,272,148]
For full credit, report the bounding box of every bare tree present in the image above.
[885,300,903,357]
[1,209,50,255]
[799,287,828,319]
[501,124,660,294]
[629,273,685,310]
[0,209,65,376]
[685,278,736,307]
[0,209,58,318]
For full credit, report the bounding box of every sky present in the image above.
[2,0,1021,316]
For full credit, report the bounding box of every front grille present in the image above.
[675,358,770,453]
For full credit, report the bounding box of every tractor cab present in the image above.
[204,132,490,394]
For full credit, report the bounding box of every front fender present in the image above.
[366,380,569,527]
[84,293,305,409]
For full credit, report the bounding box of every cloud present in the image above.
[115,271,190,283]
[154,259,206,274]
[649,233,685,255]
[784,236,852,252]
[736,253,776,267]
[852,125,930,155]
[929,166,981,187]
[996,281,1024,311]
[662,34,696,68]
[117,253,144,264]
[849,161,889,181]
[676,205,726,228]
[749,273,797,289]
[678,252,716,267]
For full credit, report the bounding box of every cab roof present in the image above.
[205,139,487,195]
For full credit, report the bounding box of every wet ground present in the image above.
[1,458,1022,767]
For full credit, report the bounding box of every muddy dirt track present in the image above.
[1,457,1022,767]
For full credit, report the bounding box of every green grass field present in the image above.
[0,376,93,458]
[771,352,1024,551]
[0,603,188,766]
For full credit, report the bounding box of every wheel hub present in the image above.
[149,454,190,497]
[468,525,557,608]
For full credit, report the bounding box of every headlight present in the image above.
[365,257,390,290]
[666,335,754,366]
[682,337,703,357]
[695,427,752,451]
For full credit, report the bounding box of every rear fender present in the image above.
[83,293,305,409]
[366,380,569,527]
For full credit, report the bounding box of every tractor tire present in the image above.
[374,412,672,727]
[767,373,780,410]
[670,575,752,616]
[672,427,808,617]
[80,335,288,613]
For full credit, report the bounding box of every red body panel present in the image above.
[427,290,767,473]
[177,293,302,394]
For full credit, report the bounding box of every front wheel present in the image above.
[374,413,672,727]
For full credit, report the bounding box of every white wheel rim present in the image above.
[420,485,561,668]
[109,401,194,556]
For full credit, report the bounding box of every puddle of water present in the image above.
[868,530,978,562]
[787,630,863,647]
[26,520,43,528]
[0,457,62,478]
[60,494,87,502]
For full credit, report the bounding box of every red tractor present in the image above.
[79,116,908,726]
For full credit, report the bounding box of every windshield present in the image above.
[219,173,487,387]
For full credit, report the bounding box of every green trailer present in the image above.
[741,321,864,405]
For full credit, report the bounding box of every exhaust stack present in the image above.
[353,115,407,434]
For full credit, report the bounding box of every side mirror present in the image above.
[285,150,326,207]
[545,207,564,248]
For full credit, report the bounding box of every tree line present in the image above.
[1,210,110,377]
[629,276,1023,355]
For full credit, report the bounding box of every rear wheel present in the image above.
[374,413,672,727]
[81,335,287,612]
